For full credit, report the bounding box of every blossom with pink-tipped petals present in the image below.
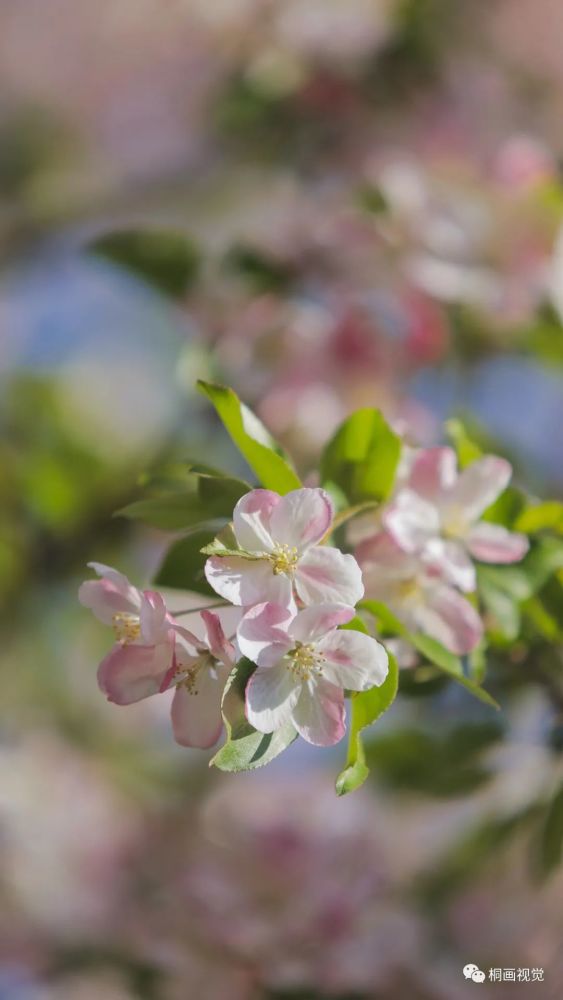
[383,448,529,592]
[238,602,388,746]
[79,563,236,748]
[356,532,483,656]
[205,488,364,608]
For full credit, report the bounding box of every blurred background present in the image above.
[1,2,562,997]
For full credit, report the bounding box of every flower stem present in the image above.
[173,601,229,616]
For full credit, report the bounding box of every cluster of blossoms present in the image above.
[80,488,389,750]
[79,563,237,749]
[353,447,529,657]
[80,448,529,751]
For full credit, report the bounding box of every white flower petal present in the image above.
[447,456,512,522]
[407,447,457,500]
[317,630,389,690]
[383,490,441,552]
[423,537,476,592]
[233,490,279,552]
[291,678,346,746]
[413,585,483,655]
[296,547,364,606]
[237,602,294,667]
[289,604,354,644]
[205,555,293,607]
[270,488,333,550]
[245,663,300,733]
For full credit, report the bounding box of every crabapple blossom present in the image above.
[79,563,236,748]
[237,602,388,746]
[205,487,364,609]
[355,531,483,655]
[382,447,529,592]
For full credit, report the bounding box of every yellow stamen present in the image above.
[270,543,299,576]
[441,506,469,540]
[397,578,420,601]
[177,653,216,697]
[288,642,325,681]
[112,612,141,644]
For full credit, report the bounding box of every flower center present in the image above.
[287,642,325,681]
[176,652,216,696]
[112,612,141,643]
[441,505,469,540]
[397,578,420,602]
[270,543,299,576]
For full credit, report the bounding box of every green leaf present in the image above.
[535,783,563,879]
[211,658,297,772]
[197,381,301,495]
[478,567,522,641]
[223,243,294,293]
[89,228,200,298]
[336,653,398,796]
[154,528,217,595]
[118,473,250,531]
[360,600,499,709]
[478,539,563,643]
[482,485,526,528]
[522,537,563,591]
[420,807,538,904]
[364,722,502,798]
[445,418,482,468]
[321,409,401,505]
[117,495,210,531]
[515,501,563,535]
[479,538,563,604]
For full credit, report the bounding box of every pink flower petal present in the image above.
[87,562,140,604]
[97,642,173,705]
[407,447,457,500]
[233,490,280,552]
[383,490,441,552]
[237,602,294,667]
[170,667,228,748]
[423,538,476,592]
[270,488,333,550]
[289,604,354,644]
[296,547,364,606]
[317,630,389,690]
[139,590,169,644]
[413,585,483,655]
[201,609,236,666]
[447,456,512,522]
[291,678,346,746]
[79,564,141,624]
[78,580,135,625]
[467,523,529,564]
[355,531,420,579]
[205,555,293,607]
[172,623,202,655]
[245,663,300,733]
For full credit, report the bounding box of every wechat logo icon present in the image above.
[463,964,485,983]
